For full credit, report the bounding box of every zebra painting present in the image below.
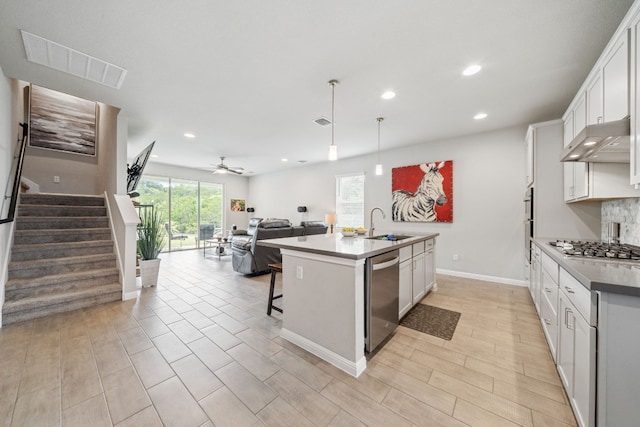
[392,161,450,222]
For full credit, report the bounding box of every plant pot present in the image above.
[139,258,161,287]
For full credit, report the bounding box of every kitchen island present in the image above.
[259,232,438,377]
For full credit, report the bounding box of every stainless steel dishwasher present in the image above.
[365,250,399,353]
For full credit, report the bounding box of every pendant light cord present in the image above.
[331,81,336,147]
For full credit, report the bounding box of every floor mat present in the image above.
[400,304,461,341]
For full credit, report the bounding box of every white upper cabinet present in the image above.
[586,73,603,125]
[525,126,534,187]
[603,30,630,122]
[631,14,640,185]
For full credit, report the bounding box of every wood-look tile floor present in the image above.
[0,250,577,427]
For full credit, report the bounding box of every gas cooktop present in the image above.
[549,240,640,262]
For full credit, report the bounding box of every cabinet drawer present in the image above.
[559,268,596,326]
[541,252,559,283]
[425,239,435,251]
[541,271,559,316]
[399,246,412,263]
[412,241,425,255]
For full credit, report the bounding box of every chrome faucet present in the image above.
[369,207,386,237]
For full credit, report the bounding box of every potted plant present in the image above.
[137,208,166,287]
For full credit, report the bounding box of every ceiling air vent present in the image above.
[314,117,332,126]
[21,30,127,89]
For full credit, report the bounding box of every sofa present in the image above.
[231,218,328,275]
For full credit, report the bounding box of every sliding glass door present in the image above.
[136,175,224,252]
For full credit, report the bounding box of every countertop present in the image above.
[533,238,640,297]
[258,232,439,260]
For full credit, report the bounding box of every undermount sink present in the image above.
[366,234,414,241]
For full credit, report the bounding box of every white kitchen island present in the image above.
[259,232,438,377]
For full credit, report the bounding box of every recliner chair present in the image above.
[231,218,294,275]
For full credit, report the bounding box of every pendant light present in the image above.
[375,117,384,175]
[328,79,339,161]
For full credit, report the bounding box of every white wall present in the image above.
[141,162,250,233]
[249,125,529,283]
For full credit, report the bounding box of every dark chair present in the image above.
[267,263,283,315]
[164,223,188,240]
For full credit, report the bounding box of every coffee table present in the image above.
[203,238,231,259]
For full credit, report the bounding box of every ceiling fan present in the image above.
[210,156,244,175]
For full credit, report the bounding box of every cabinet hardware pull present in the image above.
[565,286,575,294]
[544,318,551,325]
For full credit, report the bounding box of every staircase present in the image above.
[3,193,122,325]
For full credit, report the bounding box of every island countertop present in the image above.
[534,238,640,297]
[258,232,439,260]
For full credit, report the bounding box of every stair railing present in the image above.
[0,123,28,224]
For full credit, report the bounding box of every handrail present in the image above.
[0,123,28,224]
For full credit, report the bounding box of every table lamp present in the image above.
[325,213,336,233]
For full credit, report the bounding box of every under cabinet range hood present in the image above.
[560,117,630,163]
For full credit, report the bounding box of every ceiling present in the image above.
[0,0,635,175]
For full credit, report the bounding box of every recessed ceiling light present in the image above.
[463,65,482,76]
[150,154,159,158]
[584,140,597,146]
[473,113,488,120]
[381,91,396,100]
[570,154,580,158]
[184,133,195,138]
[281,158,288,162]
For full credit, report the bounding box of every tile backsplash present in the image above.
[602,198,640,245]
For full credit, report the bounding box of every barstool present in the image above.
[267,263,283,315]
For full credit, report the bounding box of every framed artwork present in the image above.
[391,160,453,222]
[230,199,245,212]
[29,85,98,156]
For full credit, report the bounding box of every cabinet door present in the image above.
[412,252,426,304]
[631,18,640,185]
[399,260,412,319]
[603,30,629,122]
[563,113,574,148]
[574,93,587,131]
[573,313,596,427]
[564,163,575,202]
[587,74,604,125]
[425,247,435,293]
[526,127,534,187]
[557,292,575,392]
[573,162,589,200]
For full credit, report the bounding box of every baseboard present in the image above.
[123,290,138,301]
[436,268,528,287]
[280,328,367,378]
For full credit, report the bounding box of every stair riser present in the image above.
[16,217,109,230]
[19,195,105,207]
[18,205,107,217]
[9,258,117,280]
[13,230,111,245]
[6,274,120,300]
[2,291,121,325]
[11,244,114,261]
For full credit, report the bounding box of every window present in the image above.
[336,173,365,228]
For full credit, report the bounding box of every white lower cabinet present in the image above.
[399,239,436,320]
[399,246,413,319]
[412,252,426,304]
[558,270,596,427]
[425,240,435,292]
